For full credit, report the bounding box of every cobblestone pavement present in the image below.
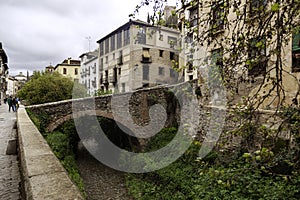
[0,103,21,200]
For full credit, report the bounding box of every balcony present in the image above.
[108,75,117,83]
[141,55,152,63]
[103,77,108,84]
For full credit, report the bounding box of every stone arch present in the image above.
[47,109,144,150]
[47,110,114,132]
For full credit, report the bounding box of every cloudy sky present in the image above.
[0,0,177,76]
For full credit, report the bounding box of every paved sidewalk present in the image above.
[0,103,21,199]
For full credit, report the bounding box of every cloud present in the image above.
[0,0,177,75]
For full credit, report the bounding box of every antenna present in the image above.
[85,36,91,52]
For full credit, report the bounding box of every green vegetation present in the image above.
[94,89,112,96]
[126,125,300,200]
[18,71,87,105]
[26,108,50,134]
[26,110,86,197]
[45,120,86,197]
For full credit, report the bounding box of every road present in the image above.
[0,103,21,199]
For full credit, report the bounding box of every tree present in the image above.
[17,71,87,105]
[129,1,300,198]
[132,0,300,110]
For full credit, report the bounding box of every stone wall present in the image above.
[26,83,289,156]
[27,86,181,133]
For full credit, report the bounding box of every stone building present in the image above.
[79,50,99,96]
[97,19,180,93]
[0,42,8,100]
[6,76,18,96]
[14,72,28,91]
[54,58,80,82]
[45,65,55,73]
[177,0,300,107]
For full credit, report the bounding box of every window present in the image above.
[105,70,108,83]
[168,36,177,48]
[170,52,175,60]
[170,68,177,78]
[159,67,165,76]
[248,37,267,77]
[211,48,224,78]
[124,28,130,46]
[105,56,108,64]
[189,6,198,27]
[100,58,103,70]
[117,31,122,49]
[159,50,164,57]
[249,0,267,18]
[113,67,118,83]
[111,35,115,51]
[187,61,193,72]
[122,83,126,93]
[118,50,123,65]
[75,68,78,75]
[113,53,115,60]
[211,1,225,32]
[292,32,300,72]
[143,65,149,81]
[137,27,146,44]
[159,34,163,41]
[93,63,96,73]
[100,42,104,56]
[105,38,109,54]
[100,74,103,84]
[63,68,67,74]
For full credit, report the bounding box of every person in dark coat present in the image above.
[7,96,13,112]
[12,97,17,112]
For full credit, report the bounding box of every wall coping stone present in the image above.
[17,105,84,200]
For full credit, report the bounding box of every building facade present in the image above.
[97,19,180,93]
[6,76,18,97]
[0,42,8,100]
[14,72,28,92]
[45,65,55,73]
[79,50,99,96]
[178,0,300,107]
[55,58,80,82]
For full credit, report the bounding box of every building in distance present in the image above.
[54,58,80,82]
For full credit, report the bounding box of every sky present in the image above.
[0,0,178,76]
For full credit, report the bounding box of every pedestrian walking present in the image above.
[15,97,19,109]
[12,97,17,112]
[7,96,13,112]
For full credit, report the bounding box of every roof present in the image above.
[96,19,180,44]
[96,19,155,44]
[54,58,80,69]
[45,65,55,69]
[79,50,99,58]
